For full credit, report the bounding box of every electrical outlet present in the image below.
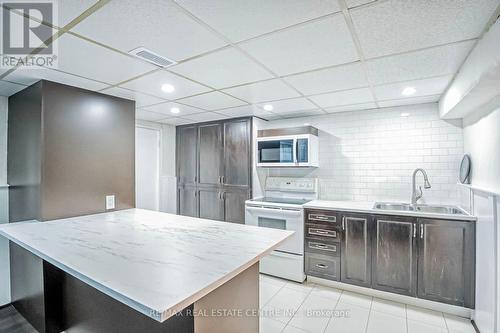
[105,195,115,210]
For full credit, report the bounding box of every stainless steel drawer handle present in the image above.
[315,263,328,269]
[309,228,336,237]
[309,242,337,252]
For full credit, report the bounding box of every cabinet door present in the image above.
[417,219,475,308]
[177,126,197,185]
[199,188,224,221]
[223,119,250,187]
[178,186,198,217]
[372,216,417,296]
[198,123,222,186]
[222,188,249,224]
[340,213,372,287]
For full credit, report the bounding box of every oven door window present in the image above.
[296,138,309,163]
[258,139,294,163]
[258,217,287,230]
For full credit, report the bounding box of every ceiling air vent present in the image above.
[128,47,177,68]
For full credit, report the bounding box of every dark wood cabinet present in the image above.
[198,188,224,221]
[177,126,198,186]
[417,218,475,308]
[372,215,417,296]
[177,186,198,218]
[340,213,372,287]
[305,209,475,308]
[176,118,252,223]
[223,119,251,187]
[198,123,222,186]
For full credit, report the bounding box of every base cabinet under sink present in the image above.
[304,209,476,308]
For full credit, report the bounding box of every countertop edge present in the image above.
[303,201,477,221]
[0,225,294,323]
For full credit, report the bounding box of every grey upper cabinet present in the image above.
[177,126,198,185]
[198,123,222,187]
[417,218,475,308]
[372,215,417,297]
[223,119,251,187]
[176,117,252,222]
[199,188,224,221]
[178,186,198,218]
[340,213,372,287]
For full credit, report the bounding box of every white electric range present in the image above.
[245,177,318,282]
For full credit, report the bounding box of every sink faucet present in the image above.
[411,168,432,205]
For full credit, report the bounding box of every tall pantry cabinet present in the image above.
[176,117,252,223]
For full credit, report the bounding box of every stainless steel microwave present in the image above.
[256,126,319,167]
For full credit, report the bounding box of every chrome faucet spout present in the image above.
[411,168,432,205]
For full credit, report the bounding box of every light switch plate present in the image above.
[105,195,115,210]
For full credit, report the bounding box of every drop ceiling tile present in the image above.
[175,0,340,42]
[325,102,377,113]
[309,88,374,108]
[58,0,99,27]
[183,112,229,122]
[143,102,205,116]
[366,40,475,85]
[258,97,317,114]
[158,117,194,126]
[135,109,169,121]
[71,0,226,61]
[0,80,26,96]
[121,70,211,100]
[378,95,441,108]
[178,91,247,110]
[240,15,359,76]
[99,87,165,108]
[170,47,273,89]
[284,62,368,95]
[351,0,499,58]
[4,67,109,91]
[217,105,273,117]
[346,0,376,8]
[222,79,300,103]
[55,33,155,85]
[281,109,325,118]
[373,76,452,101]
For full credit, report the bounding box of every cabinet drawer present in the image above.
[305,253,340,281]
[307,210,338,224]
[306,240,340,256]
[306,224,340,240]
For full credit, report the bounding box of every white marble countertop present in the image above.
[304,200,477,221]
[0,209,293,322]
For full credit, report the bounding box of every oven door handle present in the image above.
[245,206,302,217]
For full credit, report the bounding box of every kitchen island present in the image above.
[0,209,293,333]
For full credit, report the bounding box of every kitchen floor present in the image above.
[259,274,476,333]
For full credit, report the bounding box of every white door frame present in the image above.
[136,124,161,210]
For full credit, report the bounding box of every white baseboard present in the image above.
[307,276,472,319]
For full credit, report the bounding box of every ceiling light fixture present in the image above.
[161,84,175,93]
[170,107,180,114]
[402,87,416,96]
[400,112,410,117]
[263,104,273,111]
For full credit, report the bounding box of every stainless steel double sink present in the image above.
[373,202,468,215]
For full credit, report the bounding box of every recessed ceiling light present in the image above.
[400,112,410,117]
[161,84,175,93]
[263,104,273,111]
[402,87,416,96]
[170,107,180,114]
[304,123,311,126]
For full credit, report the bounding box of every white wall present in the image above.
[0,96,10,306]
[463,107,500,192]
[259,103,464,204]
[462,105,500,333]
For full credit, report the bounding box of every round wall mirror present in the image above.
[459,154,471,184]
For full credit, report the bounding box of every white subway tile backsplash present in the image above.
[261,103,463,204]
